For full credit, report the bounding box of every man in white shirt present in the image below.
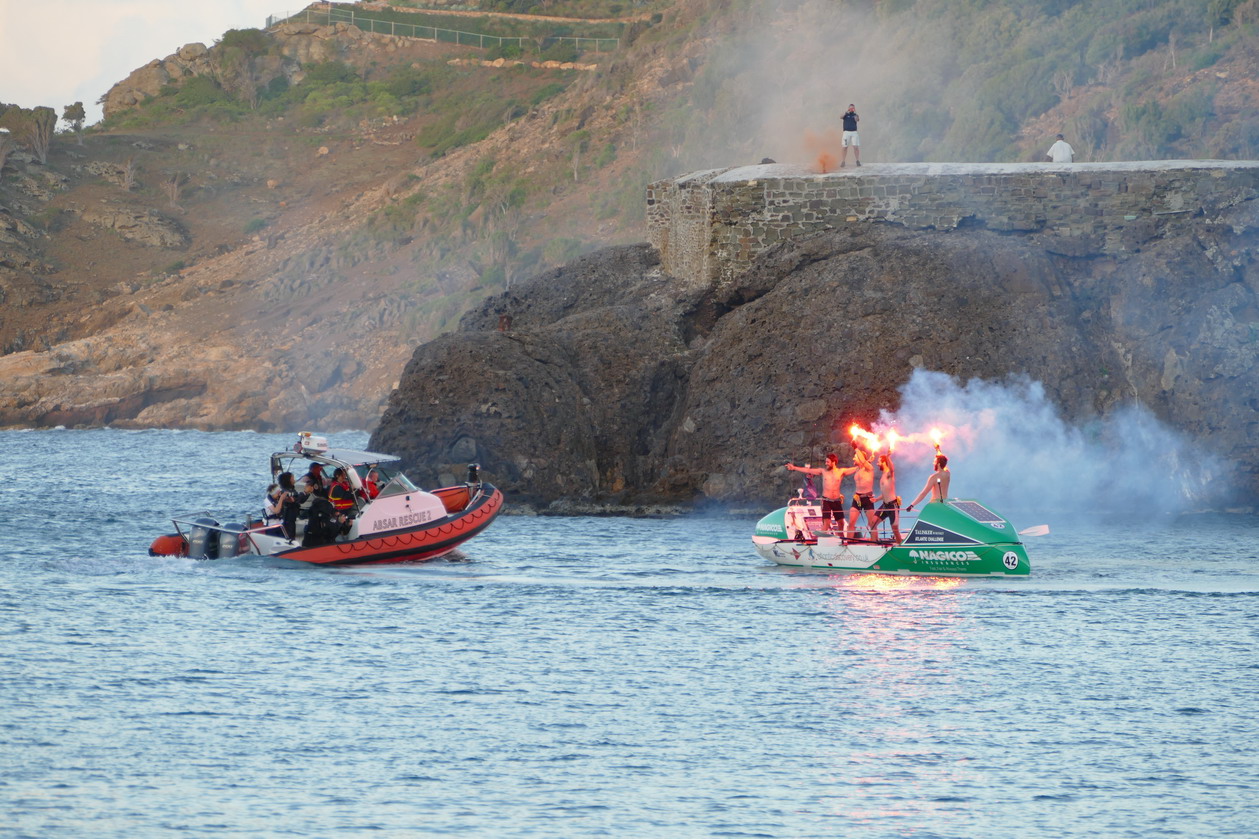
[1047,133,1075,163]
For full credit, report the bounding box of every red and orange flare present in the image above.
[845,423,947,457]
[849,423,882,452]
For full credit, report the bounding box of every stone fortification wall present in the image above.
[646,161,1259,286]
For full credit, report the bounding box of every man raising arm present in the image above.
[787,453,849,534]
[906,453,951,512]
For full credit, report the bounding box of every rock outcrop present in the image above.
[371,198,1259,511]
[78,202,190,249]
[99,22,384,120]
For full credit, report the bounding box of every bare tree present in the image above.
[1051,69,1074,102]
[121,157,137,191]
[162,172,188,209]
[1095,44,1124,86]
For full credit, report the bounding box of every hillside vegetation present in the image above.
[2,0,1259,430]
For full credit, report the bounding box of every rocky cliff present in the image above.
[370,186,1259,512]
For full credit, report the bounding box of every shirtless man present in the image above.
[786,454,846,533]
[845,449,879,541]
[906,453,951,512]
[875,453,902,543]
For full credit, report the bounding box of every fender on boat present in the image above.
[148,532,188,557]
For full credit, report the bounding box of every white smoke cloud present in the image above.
[872,369,1227,518]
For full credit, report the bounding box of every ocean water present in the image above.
[2,428,1258,838]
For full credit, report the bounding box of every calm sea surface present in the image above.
[2,429,1258,838]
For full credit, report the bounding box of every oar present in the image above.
[1018,524,1050,537]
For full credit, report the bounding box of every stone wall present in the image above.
[646,161,1259,287]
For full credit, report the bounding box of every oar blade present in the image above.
[1018,524,1050,537]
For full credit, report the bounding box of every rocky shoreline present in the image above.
[371,196,1259,511]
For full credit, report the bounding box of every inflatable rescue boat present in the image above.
[149,432,503,565]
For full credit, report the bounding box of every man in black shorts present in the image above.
[787,453,846,533]
[845,449,879,541]
[875,452,902,543]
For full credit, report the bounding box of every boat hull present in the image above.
[272,485,503,566]
[753,535,1028,577]
[753,498,1030,578]
[153,484,504,566]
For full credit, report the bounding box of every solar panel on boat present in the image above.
[950,501,1004,524]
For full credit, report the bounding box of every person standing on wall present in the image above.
[1047,133,1075,163]
[840,104,861,168]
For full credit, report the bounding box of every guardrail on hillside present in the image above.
[265,8,620,52]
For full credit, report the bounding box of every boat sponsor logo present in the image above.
[1003,551,1020,570]
[756,523,787,537]
[366,510,433,531]
[904,523,980,546]
[909,549,980,564]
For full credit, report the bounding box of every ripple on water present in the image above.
[3,429,1259,838]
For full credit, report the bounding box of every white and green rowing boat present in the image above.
[753,497,1032,577]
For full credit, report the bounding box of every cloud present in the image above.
[0,0,279,124]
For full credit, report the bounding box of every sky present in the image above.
[0,0,287,126]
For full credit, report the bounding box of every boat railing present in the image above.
[784,500,921,545]
[171,512,278,559]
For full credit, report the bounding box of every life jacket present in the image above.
[329,480,356,512]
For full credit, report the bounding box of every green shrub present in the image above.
[542,237,584,265]
[30,207,70,232]
[244,217,270,234]
[382,65,434,98]
[530,82,568,105]
[594,142,617,168]
[1189,41,1228,71]
[219,28,271,55]
[174,76,232,109]
[302,61,358,85]
[479,264,506,288]
[541,41,581,63]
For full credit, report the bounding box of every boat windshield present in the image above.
[376,474,420,498]
[354,462,402,484]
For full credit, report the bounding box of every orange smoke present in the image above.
[805,129,841,174]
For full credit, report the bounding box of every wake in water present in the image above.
[870,370,1228,518]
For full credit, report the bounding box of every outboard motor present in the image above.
[466,463,481,485]
[187,517,221,559]
[217,523,247,558]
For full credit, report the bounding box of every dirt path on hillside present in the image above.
[350,2,652,24]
